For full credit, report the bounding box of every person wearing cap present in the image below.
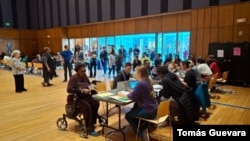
[11,50,27,93]
[66,63,100,137]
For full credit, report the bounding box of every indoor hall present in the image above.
[1,0,250,141]
[0,67,249,141]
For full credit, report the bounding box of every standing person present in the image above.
[42,47,54,86]
[74,44,84,67]
[128,48,133,63]
[67,63,100,136]
[118,45,126,66]
[133,45,140,57]
[89,46,97,78]
[60,45,73,82]
[108,49,116,78]
[99,46,108,77]
[11,50,27,93]
[115,52,123,75]
[118,65,158,140]
[83,53,90,71]
[132,55,142,72]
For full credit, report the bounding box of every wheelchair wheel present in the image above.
[56,118,68,131]
[79,125,88,138]
[98,116,107,126]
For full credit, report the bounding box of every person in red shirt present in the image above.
[207,55,221,78]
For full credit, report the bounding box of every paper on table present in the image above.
[96,92,114,97]
[109,95,132,102]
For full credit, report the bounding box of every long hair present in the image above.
[136,65,154,99]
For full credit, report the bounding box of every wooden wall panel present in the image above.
[105,22,115,36]
[96,24,105,36]
[218,5,234,27]
[233,25,250,42]
[67,27,81,38]
[191,10,198,29]
[0,29,19,39]
[81,26,89,37]
[37,39,50,53]
[37,30,48,39]
[190,29,197,56]
[196,29,204,57]
[203,28,210,57]
[234,2,250,25]
[48,28,63,38]
[177,12,191,31]
[197,9,205,28]
[218,27,233,42]
[148,16,162,32]
[162,14,177,31]
[89,25,97,37]
[19,40,37,56]
[124,20,135,34]
[135,18,148,33]
[49,39,63,53]
[115,21,125,35]
[211,7,219,27]
[204,8,212,28]
[210,27,218,43]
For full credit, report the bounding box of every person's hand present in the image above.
[47,67,50,72]
[117,91,123,97]
[81,89,91,94]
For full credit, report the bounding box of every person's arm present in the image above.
[42,55,50,72]
[127,82,145,100]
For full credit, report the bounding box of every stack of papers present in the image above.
[108,95,132,102]
[96,91,132,102]
[96,92,114,97]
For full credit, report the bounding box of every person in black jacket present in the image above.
[157,65,198,125]
[42,47,55,86]
[113,62,132,89]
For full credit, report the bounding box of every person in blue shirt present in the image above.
[60,45,73,82]
[118,65,158,140]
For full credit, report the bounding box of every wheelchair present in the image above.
[56,80,107,138]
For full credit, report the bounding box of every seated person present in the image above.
[66,63,99,136]
[113,62,132,89]
[157,65,198,125]
[118,65,158,140]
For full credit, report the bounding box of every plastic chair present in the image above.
[136,100,171,141]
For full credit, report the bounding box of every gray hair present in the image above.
[11,50,20,57]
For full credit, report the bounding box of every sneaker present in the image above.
[21,88,27,91]
[47,83,53,86]
[142,129,150,141]
[41,82,47,87]
[63,80,67,82]
[89,130,99,137]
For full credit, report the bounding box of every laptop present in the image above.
[129,80,138,90]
